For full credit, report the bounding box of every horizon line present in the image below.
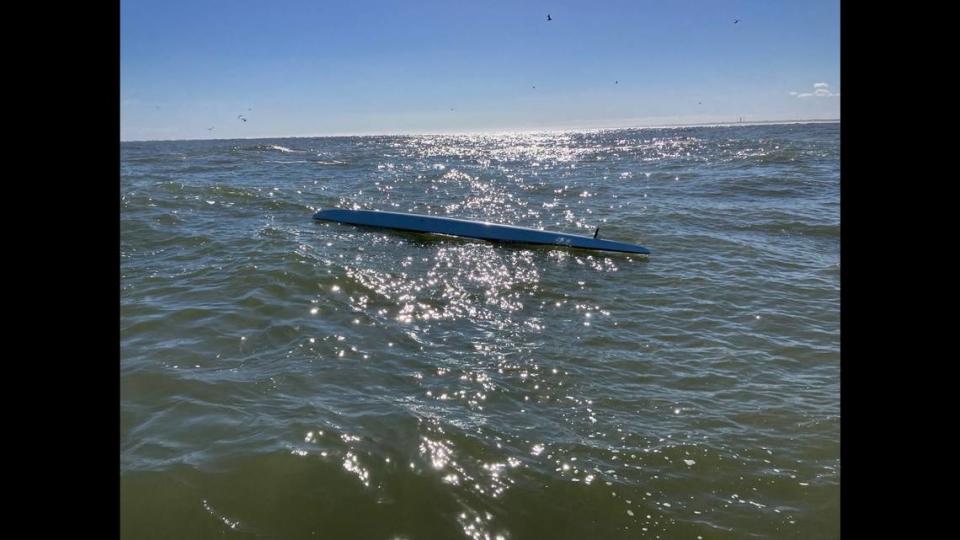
[121,117,840,143]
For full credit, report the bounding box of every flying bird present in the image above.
[547,14,552,21]
[208,127,214,131]
[733,19,740,24]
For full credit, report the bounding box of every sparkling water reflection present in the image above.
[122,123,839,538]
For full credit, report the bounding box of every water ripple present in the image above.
[122,123,839,538]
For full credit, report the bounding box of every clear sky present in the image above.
[120,0,840,141]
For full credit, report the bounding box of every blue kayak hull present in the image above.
[313,208,651,255]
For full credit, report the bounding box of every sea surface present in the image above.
[121,122,840,539]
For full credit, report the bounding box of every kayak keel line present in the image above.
[313,208,651,255]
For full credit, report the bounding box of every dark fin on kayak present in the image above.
[594,227,600,239]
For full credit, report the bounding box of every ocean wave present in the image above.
[122,124,840,539]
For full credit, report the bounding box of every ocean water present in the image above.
[120,122,840,539]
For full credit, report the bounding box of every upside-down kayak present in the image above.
[312,208,651,255]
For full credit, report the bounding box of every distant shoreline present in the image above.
[121,118,840,143]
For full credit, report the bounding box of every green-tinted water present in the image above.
[122,123,840,538]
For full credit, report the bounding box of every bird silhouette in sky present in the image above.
[547,14,552,22]
[733,19,740,24]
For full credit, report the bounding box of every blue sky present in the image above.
[121,0,839,141]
